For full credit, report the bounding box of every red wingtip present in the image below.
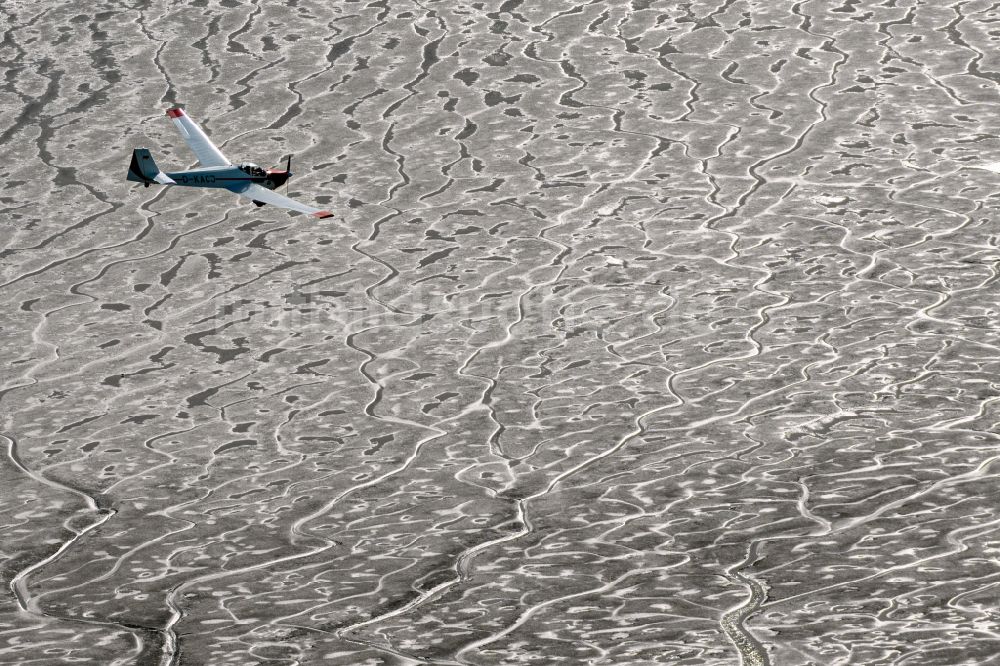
[166,108,184,118]
[312,211,334,219]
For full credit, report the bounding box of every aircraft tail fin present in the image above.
[127,148,175,186]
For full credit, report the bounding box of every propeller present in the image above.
[268,154,294,194]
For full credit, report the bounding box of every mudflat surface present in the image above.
[3,1,1000,664]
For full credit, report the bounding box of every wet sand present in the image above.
[3,1,1000,664]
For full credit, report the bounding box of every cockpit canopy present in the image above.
[239,162,266,177]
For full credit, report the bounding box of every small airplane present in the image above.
[126,107,334,219]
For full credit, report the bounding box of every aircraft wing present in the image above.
[166,108,231,167]
[235,183,334,219]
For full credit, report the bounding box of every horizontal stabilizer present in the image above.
[127,148,174,185]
